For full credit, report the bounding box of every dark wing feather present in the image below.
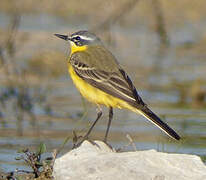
[70,57,144,108]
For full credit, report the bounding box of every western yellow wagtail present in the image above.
[55,30,180,143]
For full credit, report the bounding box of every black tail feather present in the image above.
[138,107,180,140]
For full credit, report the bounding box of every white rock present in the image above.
[53,140,206,180]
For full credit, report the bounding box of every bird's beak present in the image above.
[54,34,71,41]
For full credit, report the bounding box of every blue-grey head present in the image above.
[55,30,101,46]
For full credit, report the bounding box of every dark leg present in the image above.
[75,107,102,147]
[84,108,102,139]
[104,107,113,142]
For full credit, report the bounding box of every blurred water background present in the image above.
[0,0,206,172]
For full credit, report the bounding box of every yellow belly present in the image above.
[68,64,134,110]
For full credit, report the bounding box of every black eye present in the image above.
[75,36,81,40]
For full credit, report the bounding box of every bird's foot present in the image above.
[103,139,113,149]
[72,135,101,149]
[72,130,84,149]
[72,134,93,149]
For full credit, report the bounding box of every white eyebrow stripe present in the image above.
[78,35,94,41]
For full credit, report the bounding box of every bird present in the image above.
[54,30,180,144]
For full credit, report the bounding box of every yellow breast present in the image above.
[68,42,135,110]
[68,64,133,110]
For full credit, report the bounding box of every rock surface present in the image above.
[53,140,206,180]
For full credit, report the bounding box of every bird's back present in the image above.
[72,45,120,73]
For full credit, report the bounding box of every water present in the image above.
[0,13,206,172]
[0,84,205,172]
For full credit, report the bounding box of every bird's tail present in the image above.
[135,106,180,140]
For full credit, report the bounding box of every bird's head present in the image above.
[55,30,101,52]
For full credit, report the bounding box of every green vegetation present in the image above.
[0,135,72,180]
[0,143,53,179]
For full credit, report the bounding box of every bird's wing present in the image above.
[70,52,145,108]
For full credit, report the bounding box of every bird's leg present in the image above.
[84,106,102,139]
[74,106,102,148]
[104,107,113,143]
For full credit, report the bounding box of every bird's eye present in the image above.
[75,36,81,40]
